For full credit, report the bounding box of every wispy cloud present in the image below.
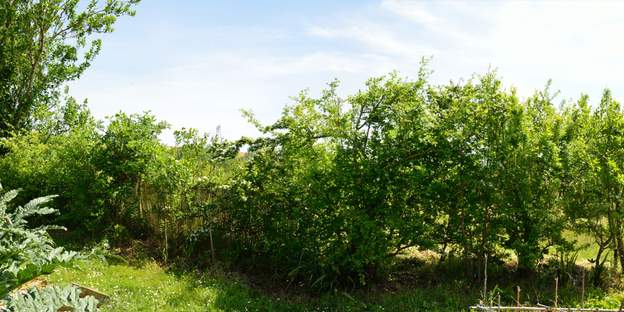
[308,22,436,58]
[70,51,400,142]
[72,0,624,142]
[310,0,624,99]
[380,0,439,26]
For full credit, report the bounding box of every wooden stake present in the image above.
[164,221,168,263]
[483,254,488,302]
[581,269,585,308]
[209,226,215,263]
[516,286,521,307]
[554,277,559,311]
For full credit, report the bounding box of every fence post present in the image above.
[554,277,558,311]
[483,254,488,303]
[209,226,215,263]
[581,269,585,308]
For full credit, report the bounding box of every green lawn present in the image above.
[45,259,478,311]
[44,258,624,311]
[565,230,612,265]
[47,259,305,312]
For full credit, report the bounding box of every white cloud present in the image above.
[380,0,439,26]
[71,0,624,144]
[70,51,406,143]
[308,22,436,57]
[315,0,624,100]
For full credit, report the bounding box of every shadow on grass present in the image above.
[164,252,613,311]
[387,254,613,309]
[45,249,620,312]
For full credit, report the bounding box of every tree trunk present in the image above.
[594,242,607,286]
[615,202,624,273]
[607,207,620,272]
[617,235,624,273]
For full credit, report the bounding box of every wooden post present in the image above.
[516,286,521,307]
[554,277,558,311]
[209,226,216,263]
[483,254,488,302]
[582,269,585,308]
[164,221,168,263]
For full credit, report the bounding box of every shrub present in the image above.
[0,184,78,297]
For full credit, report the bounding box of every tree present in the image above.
[429,75,567,269]
[500,86,567,270]
[561,90,624,283]
[561,94,611,284]
[224,71,442,289]
[96,112,168,227]
[0,0,138,137]
[428,73,517,262]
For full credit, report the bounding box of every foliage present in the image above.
[561,90,624,282]
[5,61,624,291]
[220,69,574,288]
[0,184,78,297]
[0,106,242,253]
[96,112,169,231]
[427,77,568,269]
[0,100,107,236]
[2,285,99,312]
[0,0,139,137]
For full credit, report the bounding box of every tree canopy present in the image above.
[0,0,138,137]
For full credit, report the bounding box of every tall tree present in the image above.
[561,91,624,281]
[500,86,567,270]
[0,0,138,137]
[591,91,624,272]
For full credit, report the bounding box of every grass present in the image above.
[42,255,624,312]
[45,258,480,311]
[40,232,624,312]
[47,259,304,312]
[563,230,602,262]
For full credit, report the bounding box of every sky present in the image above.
[70,0,624,142]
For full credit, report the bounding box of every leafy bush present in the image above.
[221,74,440,289]
[5,65,624,292]
[0,100,109,238]
[0,184,78,297]
[219,69,574,288]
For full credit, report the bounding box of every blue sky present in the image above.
[71,0,624,142]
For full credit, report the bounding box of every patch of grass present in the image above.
[44,259,478,311]
[46,259,299,311]
[564,230,601,262]
[44,257,624,311]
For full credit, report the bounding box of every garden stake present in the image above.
[555,277,558,311]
